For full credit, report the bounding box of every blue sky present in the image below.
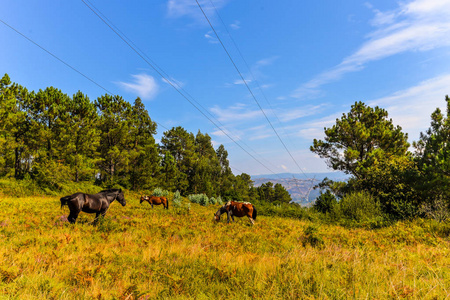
[1,0,450,175]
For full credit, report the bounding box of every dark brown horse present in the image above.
[140,195,169,209]
[60,189,126,224]
[214,201,257,225]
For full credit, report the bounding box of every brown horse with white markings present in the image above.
[214,201,257,225]
[140,195,169,209]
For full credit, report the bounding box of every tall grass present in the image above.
[0,196,449,299]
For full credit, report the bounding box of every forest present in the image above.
[0,73,291,206]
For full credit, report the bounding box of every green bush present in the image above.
[188,194,209,206]
[172,190,182,208]
[331,191,385,228]
[256,202,310,220]
[313,190,337,213]
[302,225,324,248]
[152,187,169,197]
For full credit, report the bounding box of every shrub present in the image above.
[188,194,210,206]
[152,188,169,197]
[172,190,182,208]
[302,225,324,248]
[313,190,337,213]
[331,191,385,228]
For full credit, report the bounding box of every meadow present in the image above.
[0,195,449,299]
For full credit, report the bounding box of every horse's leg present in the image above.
[151,203,154,209]
[231,215,235,222]
[68,211,79,224]
[94,210,107,225]
[227,211,231,223]
[67,207,80,224]
[93,212,101,225]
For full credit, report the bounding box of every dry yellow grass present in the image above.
[0,196,449,299]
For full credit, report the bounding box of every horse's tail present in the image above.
[166,197,169,209]
[60,196,71,208]
[252,205,257,220]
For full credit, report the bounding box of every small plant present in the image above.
[152,187,169,197]
[302,225,324,248]
[421,194,449,223]
[172,190,182,208]
[188,194,210,206]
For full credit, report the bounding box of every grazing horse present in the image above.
[214,201,257,225]
[140,195,169,209]
[60,189,126,224]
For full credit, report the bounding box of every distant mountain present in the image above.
[251,172,349,206]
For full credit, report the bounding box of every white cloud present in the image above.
[116,74,159,100]
[210,104,262,123]
[277,104,327,122]
[167,0,229,21]
[293,0,450,99]
[233,79,252,85]
[368,73,450,142]
[230,20,240,30]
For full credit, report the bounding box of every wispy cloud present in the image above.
[116,74,159,100]
[227,56,278,87]
[204,30,219,43]
[230,20,240,30]
[210,103,262,123]
[167,0,229,21]
[368,73,450,141]
[293,0,450,99]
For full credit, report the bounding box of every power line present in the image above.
[80,0,281,176]
[0,18,168,133]
[195,0,310,179]
[208,0,299,154]
[81,0,279,172]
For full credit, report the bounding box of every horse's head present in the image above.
[213,205,227,222]
[140,195,148,204]
[116,189,126,206]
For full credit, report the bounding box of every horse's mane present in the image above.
[99,188,122,194]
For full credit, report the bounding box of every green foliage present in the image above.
[188,193,210,206]
[256,202,310,220]
[414,95,450,203]
[311,101,409,178]
[302,225,324,248]
[152,187,169,197]
[0,74,240,198]
[352,155,421,219]
[331,191,385,228]
[172,190,182,208]
[311,101,422,220]
[313,190,337,213]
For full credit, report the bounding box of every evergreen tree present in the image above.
[0,74,31,178]
[128,98,160,190]
[95,94,133,187]
[311,101,409,179]
[160,126,196,194]
[273,183,292,204]
[414,96,450,202]
[61,91,99,182]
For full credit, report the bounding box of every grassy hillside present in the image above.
[0,196,449,299]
